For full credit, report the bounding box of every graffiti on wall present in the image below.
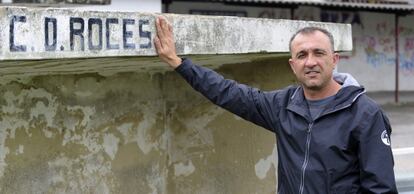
[398,26,414,76]
[354,23,414,76]
[357,22,396,69]
[400,36,414,75]
[363,36,395,68]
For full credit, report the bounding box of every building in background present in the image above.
[164,0,414,103]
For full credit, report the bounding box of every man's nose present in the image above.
[304,55,317,67]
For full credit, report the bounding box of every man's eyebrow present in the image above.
[295,50,307,57]
[313,48,328,53]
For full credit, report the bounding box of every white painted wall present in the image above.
[399,14,414,91]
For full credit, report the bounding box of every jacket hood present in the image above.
[333,72,360,87]
[333,72,366,108]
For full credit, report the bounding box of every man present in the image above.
[154,16,397,194]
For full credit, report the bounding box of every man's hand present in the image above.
[154,16,182,69]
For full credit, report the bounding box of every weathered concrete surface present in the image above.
[0,6,352,59]
[0,6,351,76]
[0,56,294,193]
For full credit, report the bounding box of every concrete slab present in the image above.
[0,6,352,75]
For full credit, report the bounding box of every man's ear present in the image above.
[332,52,340,70]
[289,58,296,74]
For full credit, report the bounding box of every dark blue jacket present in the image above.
[175,59,398,194]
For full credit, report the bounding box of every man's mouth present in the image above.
[305,70,320,75]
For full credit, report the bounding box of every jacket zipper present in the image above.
[297,103,353,194]
[291,90,365,193]
[299,122,313,194]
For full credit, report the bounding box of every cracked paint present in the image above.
[103,133,119,160]
[174,160,195,177]
[255,144,278,180]
[0,72,168,193]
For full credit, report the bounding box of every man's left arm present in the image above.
[359,109,398,193]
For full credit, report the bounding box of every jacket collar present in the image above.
[286,87,310,121]
[286,85,366,121]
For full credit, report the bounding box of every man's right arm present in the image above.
[175,58,276,130]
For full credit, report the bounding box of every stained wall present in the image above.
[0,56,294,193]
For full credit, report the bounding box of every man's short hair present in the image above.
[289,27,335,52]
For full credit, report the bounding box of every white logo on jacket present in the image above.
[381,130,391,146]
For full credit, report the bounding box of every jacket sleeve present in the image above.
[358,109,398,193]
[175,58,277,131]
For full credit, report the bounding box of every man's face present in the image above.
[289,31,339,91]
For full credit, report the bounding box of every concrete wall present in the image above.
[167,2,414,92]
[0,56,294,193]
